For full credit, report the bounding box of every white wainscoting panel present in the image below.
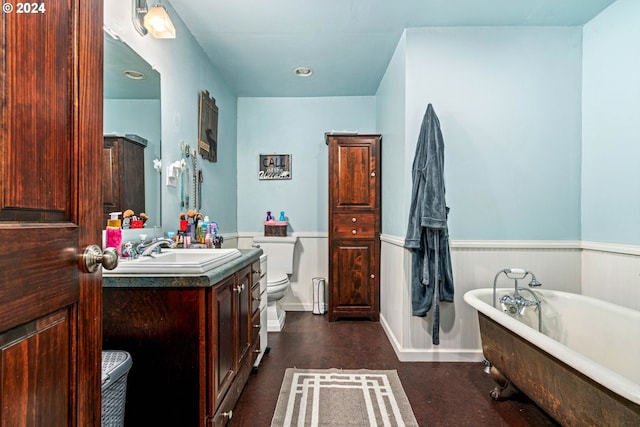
[581,243,640,311]
[379,236,582,361]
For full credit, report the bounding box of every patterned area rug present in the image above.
[271,368,419,426]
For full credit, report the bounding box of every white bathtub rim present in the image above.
[464,288,640,405]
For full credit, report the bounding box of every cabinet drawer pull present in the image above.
[352,229,357,235]
[370,274,375,279]
[351,217,357,223]
[222,410,233,419]
[252,296,260,301]
[252,324,260,329]
[253,349,261,354]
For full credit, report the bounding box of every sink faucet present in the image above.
[493,268,542,331]
[137,238,176,257]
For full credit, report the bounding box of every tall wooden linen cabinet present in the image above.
[326,134,381,321]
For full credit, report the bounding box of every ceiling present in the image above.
[169,0,617,98]
[104,33,161,100]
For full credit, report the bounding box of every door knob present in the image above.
[81,245,118,273]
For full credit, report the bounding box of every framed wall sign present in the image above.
[259,154,291,180]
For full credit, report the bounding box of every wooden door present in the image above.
[0,1,103,426]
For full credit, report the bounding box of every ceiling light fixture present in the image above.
[144,4,176,39]
[132,0,176,39]
[293,66,313,77]
[123,69,146,80]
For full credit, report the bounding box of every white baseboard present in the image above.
[379,314,484,362]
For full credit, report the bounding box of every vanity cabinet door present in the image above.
[211,275,236,410]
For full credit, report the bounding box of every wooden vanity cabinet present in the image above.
[103,135,146,222]
[326,134,382,321]
[102,259,260,427]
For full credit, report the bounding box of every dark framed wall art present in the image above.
[198,90,218,162]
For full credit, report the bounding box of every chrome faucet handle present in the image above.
[140,238,176,257]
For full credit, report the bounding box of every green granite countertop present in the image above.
[102,248,263,288]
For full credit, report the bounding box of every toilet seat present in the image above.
[267,272,289,287]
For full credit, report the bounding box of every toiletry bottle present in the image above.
[106,212,122,256]
[279,211,286,221]
[266,211,273,221]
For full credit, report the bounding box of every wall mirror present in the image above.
[103,32,162,228]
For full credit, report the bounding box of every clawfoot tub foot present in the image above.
[489,366,519,400]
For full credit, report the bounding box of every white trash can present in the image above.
[312,277,326,315]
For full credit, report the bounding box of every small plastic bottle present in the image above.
[105,212,122,256]
[279,211,286,221]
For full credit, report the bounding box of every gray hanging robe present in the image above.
[404,103,454,345]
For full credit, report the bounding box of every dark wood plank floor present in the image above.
[230,312,559,426]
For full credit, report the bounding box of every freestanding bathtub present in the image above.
[464,288,640,426]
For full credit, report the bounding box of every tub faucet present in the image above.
[493,268,542,331]
[492,268,541,306]
[137,238,176,257]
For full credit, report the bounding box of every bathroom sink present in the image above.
[104,248,242,275]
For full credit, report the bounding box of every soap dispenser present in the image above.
[106,212,122,256]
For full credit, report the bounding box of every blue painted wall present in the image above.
[376,32,408,237]
[582,0,640,245]
[236,97,376,233]
[402,27,583,240]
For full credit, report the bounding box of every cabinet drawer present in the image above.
[251,284,261,314]
[251,260,261,285]
[332,213,376,238]
[251,309,261,347]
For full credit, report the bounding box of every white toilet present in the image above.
[252,235,297,332]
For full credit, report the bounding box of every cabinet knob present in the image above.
[352,230,357,235]
[222,410,233,419]
[351,217,357,223]
[371,172,376,177]
[370,274,375,279]
[253,349,261,354]
[252,324,260,329]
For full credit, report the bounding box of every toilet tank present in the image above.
[252,236,297,275]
